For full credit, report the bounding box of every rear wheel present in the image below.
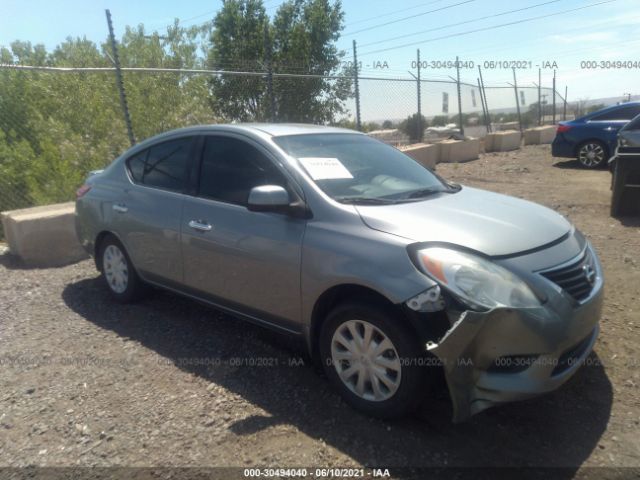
[577,141,607,169]
[319,302,430,419]
[98,234,145,303]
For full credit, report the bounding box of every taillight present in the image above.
[557,124,572,134]
[76,184,92,199]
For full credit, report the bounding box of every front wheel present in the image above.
[577,141,607,169]
[319,302,430,419]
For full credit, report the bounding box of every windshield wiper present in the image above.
[403,188,444,199]
[335,196,397,205]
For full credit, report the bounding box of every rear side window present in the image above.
[591,105,640,121]
[127,137,193,192]
[198,136,287,206]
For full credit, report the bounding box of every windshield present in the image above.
[273,133,452,204]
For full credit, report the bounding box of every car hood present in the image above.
[355,186,571,256]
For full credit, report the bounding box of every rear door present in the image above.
[115,135,196,284]
[588,105,640,146]
[180,134,306,331]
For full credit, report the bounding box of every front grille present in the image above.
[540,249,596,301]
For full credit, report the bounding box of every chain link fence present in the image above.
[0,63,568,238]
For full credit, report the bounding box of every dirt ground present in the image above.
[1,145,639,478]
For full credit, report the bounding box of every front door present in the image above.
[181,134,306,330]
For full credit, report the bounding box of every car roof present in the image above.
[236,123,359,136]
[152,123,360,138]
[123,123,363,158]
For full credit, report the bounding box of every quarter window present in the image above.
[127,137,193,191]
[198,136,287,206]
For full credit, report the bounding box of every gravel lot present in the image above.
[1,144,639,478]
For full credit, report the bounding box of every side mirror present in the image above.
[247,185,292,213]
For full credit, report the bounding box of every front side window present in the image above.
[198,136,287,206]
[127,137,193,191]
[273,133,451,204]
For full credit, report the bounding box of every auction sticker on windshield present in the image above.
[299,157,353,180]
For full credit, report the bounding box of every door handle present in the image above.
[112,203,128,213]
[188,220,212,232]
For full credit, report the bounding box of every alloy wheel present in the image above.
[330,319,402,402]
[578,143,605,168]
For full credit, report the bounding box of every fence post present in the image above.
[538,68,542,126]
[416,49,422,141]
[563,85,568,121]
[478,65,490,132]
[264,24,275,122]
[512,68,522,133]
[105,9,135,147]
[456,56,464,137]
[477,78,489,134]
[353,40,362,131]
[552,69,557,125]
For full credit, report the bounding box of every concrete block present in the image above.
[0,202,88,267]
[484,130,521,152]
[524,126,556,145]
[399,143,440,169]
[484,134,495,153]
[437,138,480,163]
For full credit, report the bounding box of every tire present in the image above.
[319,302,430,419]
[97,234,145,303]
[577,141,608,169]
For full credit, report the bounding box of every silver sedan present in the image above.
[75,124,603,421]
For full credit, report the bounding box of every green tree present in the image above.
[118,23,215,139]
[207,0,269,121]
[207,0,351,123]
[271,0,350,123]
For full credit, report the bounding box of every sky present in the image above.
[1,0,638,120]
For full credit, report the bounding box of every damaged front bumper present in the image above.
[426,277,603,423]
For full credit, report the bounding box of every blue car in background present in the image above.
[552,102,640,168]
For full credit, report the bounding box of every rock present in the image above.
[75,424,90,436]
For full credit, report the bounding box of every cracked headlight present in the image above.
[414,247,540,310]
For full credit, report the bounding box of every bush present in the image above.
[399,113,428,143]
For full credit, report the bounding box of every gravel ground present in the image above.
[1,144,639,478]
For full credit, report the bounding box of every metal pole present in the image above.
[563,85,568,121]
[538,68,542,126]
[552,69,557,125]
[456,56,464,137]
[264,24,275,122]
[352,40,361,131]
[478,65,490,132]
[105,9,135,146]
[477,77,489,134]
[512,68,522,133]
[416,49,422,142]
